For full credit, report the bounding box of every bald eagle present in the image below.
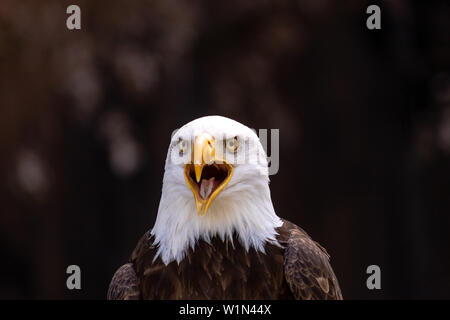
[108,116,342,300]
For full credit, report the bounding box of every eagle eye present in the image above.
[178,139,188,156]
[225,137,239,153]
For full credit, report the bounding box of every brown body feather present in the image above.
[108,219,342,300]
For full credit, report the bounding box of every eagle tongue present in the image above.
[199,177,215,200]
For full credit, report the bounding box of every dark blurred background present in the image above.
[0,0,449,299]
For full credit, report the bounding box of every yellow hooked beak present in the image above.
[184,133,233,216]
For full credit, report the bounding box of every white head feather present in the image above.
[151,116,283,265]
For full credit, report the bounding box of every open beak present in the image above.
[184,133,233,215]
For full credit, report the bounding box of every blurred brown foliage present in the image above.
[0,0,449,299]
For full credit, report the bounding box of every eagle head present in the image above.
[151,116,282,264]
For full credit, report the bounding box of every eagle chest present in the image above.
[136,237,290,299]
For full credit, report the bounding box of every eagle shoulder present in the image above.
[280,220,343,300]
[107,231,156,300]
[107,263,141,300]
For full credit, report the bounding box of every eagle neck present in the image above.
[151,177,283,265]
